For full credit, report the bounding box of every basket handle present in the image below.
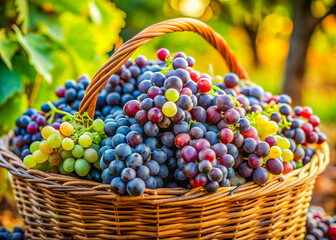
[79,17,250,118]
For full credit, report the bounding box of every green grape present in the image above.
[296,161,303,168]
[63,158,75,172]
[162,101,177,117]
[30,141,40,153]
[93,160,101,169]
[165,89,179,102]
[62,138,74,151]
[36,161,50,172]
[23,154,36,168]
[47,134,62,148]
[91,143,100,152]
[93,135,101,144]
[61,150,73,160]
[83,132,93,140]
[72,145,84,158]
[75,159,91,176]
[48,153,61,166]
[83,148,98,163]
[49,166,59,174]
[277,137,290,149]
[58,160,69,175]
[32,150,48,163]
[78,135,92,148]
[92,119,105,132]
[282,149,294,162]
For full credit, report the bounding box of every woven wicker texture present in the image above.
[0,17,330,239]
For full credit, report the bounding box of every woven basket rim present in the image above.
[0,138,330,205]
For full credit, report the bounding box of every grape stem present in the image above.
[47,101,73,117]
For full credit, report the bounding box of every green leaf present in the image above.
[29,5,64,41]
[0,60,24,105]
[13,26,54,82]
[0,29,19,70]
[0,92,28,135]
[15,0,29,33]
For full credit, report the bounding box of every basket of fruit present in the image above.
[0,17,330,239]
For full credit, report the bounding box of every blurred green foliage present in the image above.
[0,0,125,135]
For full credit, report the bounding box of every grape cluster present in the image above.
[18,46,327,196]
[12,109,45,158]
[23,114,105,181]
[306,206,336,240]
[0,227,24,240]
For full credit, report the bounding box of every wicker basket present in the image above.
[0,18,330,240]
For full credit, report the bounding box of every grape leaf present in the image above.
[29,5,64,41]
[0,29,19,70]
[15,0,29,33]
[0,60,24,106]
[14,26,54,82]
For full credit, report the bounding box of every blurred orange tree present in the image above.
[0,0,125,135]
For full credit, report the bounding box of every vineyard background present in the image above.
[0,0,335,228]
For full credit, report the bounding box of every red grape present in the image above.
[198,148,216,162]
[197,78,212,92]
[55,86,66,98]
[300,106,313,119]
[206,106,222,124]
[242,126,258,140]
[224,109,240,125]
[175,133,191,149]
[135,110,148,125]
[302,122,313,135]
[124,100,140,117]
[147,107,163,123]
[265,135,277,147]
[182,146,198,163]
[218,128,234,144]
[282,161,294,175]
[180,87,192,97]
[309,115,320,127]
[265,158,283,175]
[157,48,170,61]
[194,139,210,153]
[147,86,163,99]
[247,153,263,169]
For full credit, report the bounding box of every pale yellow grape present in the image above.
[60,122,74,136]
[47,134,62,148]
[256,115,268,127]
[277,137,291,149]
[32,150,48,163]
[48,153,61,166]
[265,121,279,134]
[79,135,92,148]
[29,141,40,153]
[62,138,75,151]
[269,146,282,159]
[162,101,177,117]
[39,141,53,154]
[23,154,36,168]
[282,149,294,162]
[165,89,179,102]
[83,132,93,140]
[41,126,57,139]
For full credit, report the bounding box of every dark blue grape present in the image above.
[145,176,157,189]
[152,149,167,164]
[110,177,126,195]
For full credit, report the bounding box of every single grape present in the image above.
[162,101,177,117]
[219,154,234,168]
[48,153,61,166]
[32,150,48,163]
[63,158,76,172]
[265,158,283,175]
[75,159,91,176]
[84,148,98,163]
[62,138,74,151]
[30,141,40,153]
[72,145,84,158]
[183,162,199,178]
[198,160,213,174]
[253,167,269,185]
[47,134,62,148]
[110,177,126,195]
[23,154,36,168]
[78,135,92,148]
[60,122,74,136]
